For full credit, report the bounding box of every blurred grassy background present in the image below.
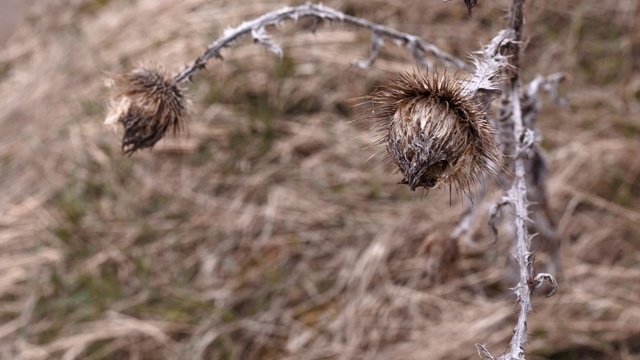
[0,0,639,359]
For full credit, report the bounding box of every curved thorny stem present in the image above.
[172,3,471,84]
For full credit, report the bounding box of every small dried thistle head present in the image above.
[105,66,187,156]
[367,70,502,196]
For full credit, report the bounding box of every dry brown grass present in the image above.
[0,0,639,359]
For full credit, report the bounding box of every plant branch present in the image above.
[477,1,558,359]
[172,3,471,84]
[499,2,537,359]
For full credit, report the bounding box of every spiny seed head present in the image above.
[367,69,502,195]
[105,66,187,156]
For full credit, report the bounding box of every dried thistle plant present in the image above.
[105,66,187,156]
[104,3,470,156]
[367,70,502,195]
[102,2,562,359]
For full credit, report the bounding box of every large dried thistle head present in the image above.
[105,66,187,156]
[367,69,502,196]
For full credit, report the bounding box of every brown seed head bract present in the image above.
[105,66,187,156]
[367,70,502,196]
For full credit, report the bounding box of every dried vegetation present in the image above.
[0,0,639,359]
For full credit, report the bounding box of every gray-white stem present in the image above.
[477,0,558,358]
[173,3,470,84]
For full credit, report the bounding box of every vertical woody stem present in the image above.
[504,0,535,359]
